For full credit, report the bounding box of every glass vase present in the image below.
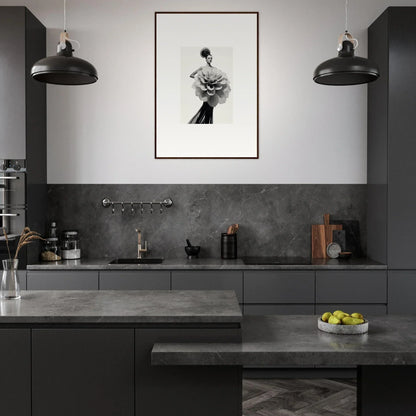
[1,259,20,300]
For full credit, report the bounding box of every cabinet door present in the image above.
[100,271,170,290]
[388,271,416,314]
[316,304,387,315]
[0,7,25,158]
[0,329,30,416]
[18,270,26,290]
[244,271,315,303]
[316,271,387,303]
[244,304,314,315]
[171,271,243,302]
[32,329,134,416]
[27,271,99,290]
[136,328,241,416]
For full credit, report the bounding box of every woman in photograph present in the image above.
[188,47,231,124]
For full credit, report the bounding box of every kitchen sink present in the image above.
[109,258,164,264]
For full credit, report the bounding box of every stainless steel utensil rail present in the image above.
[101,197,173,214]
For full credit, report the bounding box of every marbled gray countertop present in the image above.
[0,290,242,324]
[27,257,386,270]
[152,315,416,366]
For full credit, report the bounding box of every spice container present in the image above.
[61,230,81,260]
[41,237,61,261]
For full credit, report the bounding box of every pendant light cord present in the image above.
[337,0,358,51]
[59,0,81,51]
[64,0,67,32]
[345,0,348,32]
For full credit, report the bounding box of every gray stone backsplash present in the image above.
[47,185,367,260]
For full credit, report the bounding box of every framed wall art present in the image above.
[155,12,259,159]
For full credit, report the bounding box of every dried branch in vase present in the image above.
[2,227,43,262]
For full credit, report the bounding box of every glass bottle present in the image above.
[1,259,20,300]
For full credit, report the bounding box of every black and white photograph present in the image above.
[183,46,232,124]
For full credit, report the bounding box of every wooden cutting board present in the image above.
[311,214,343,258]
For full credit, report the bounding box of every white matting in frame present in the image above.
[155,12,258,159]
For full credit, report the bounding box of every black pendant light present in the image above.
[31,0,97,85]
[313,0,379,86]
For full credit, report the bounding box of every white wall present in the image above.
[2,0,415,184]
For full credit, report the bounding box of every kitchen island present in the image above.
[153,315,416,416]
[0,290,242,416]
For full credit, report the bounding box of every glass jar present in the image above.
[41,237,61,261]
[61,231,81,260]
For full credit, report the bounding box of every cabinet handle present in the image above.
[0,213,19,217]
[0,177,19,180]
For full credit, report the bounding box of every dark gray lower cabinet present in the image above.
[388,271,416,314]
[135,328,242,416]
[32,329,134,416]
[244,304,314,315]
[100,271,170,290]
[316,271,387,304]
[18,270,27,290]
[315,304,387,315]
[171,271,243,302]
[0,329,30,416]
[244,271,315,314]
[27,271,99,290]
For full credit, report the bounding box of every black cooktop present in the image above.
[242,256,312,265]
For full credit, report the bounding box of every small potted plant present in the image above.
[2,227,42,299]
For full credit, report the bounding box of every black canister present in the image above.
[221,233,237,259]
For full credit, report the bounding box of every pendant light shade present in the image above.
[31,40,98,85]
[313,0,379,86]
[31,0,98,86]
[313,40,379,85]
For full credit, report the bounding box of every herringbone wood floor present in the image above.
[243,378,357,416]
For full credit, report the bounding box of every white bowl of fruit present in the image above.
[318,310,368,334]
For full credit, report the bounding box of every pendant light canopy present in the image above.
[313,0,379,86]
[31,0,97,85]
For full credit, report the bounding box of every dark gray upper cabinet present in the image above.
[0,7,46,159]
[368,7,416,268]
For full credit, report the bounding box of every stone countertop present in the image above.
[152,315,416,366]
[0,290,242,324]
[27,257,387,270]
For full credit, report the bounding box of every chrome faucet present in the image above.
[135,229,148,259]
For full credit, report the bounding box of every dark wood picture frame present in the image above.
[155,11,259,159]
